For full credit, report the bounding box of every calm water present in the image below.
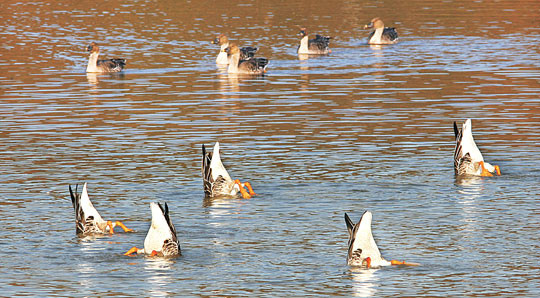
[1,0,539,296]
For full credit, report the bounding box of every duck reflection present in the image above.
[349,267,379,297]
[369,44,384,51]
[145,257,176,297]
[298,53,310,61]
[217,72,240,94]
[86,72,125,88]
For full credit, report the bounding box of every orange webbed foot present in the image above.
[479,161,494,177]
[124,247,140,256]
[235,179,252,199]
[243,181,257,196]
[115,221,133,232]
[106,221,115,234]
[391,260,420,266]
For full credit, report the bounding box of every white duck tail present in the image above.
[454,119,501,176]
[125,202,180,257]
[345,211,419,268]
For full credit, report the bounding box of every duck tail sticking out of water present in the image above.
[69,182,133,236]
[453,119,501,177]
[345,211,419,268]
[201,142,257,198]
[124,202,180,257]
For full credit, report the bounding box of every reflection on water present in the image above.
[145,258,176,297]
[349,267,379,297]
[0,0,539,296]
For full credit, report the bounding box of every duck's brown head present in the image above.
[364,18,385,30]
[299,27,308,37]
[225,43,240,56]
[86,42,99,53]
[212,34,229,45]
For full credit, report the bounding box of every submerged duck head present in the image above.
[86,42,99,54]
[364,18,385,30]
[212,34,229,46]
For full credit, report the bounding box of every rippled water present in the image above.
[1,0,539,296]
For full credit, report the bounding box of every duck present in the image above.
[86,42,126,73]
[364,18,398,45]
[454,119,501,177]
[212,34,258,64]
[202,142,257,199]
[345,211,419,268]
[124,202,180,257]
[226,44,269,74]
[69,183,133,236]
[297,28,332,55]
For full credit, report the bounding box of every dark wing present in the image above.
[453,122,464,174]
[157,202,180,256]
[97,59,126,72]
[69,184,85,235]
[202,144,214,196]
[309,35,331,52]
[239,57,269,73]
[456,153,473,176]
[346,211,367,261]
[240,47,258,60]
[163,202,178,242]
[345,213,355,237]
[382,27,398,42]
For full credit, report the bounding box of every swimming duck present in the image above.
[212,34,258,64]
[124,202,180,257]
[86,42,126,73]
[345,211,419,268]
[69,183,133,236]
[202,142,257,199]
[454,119,501,177]
[297,28,332,55]
[364,18,398,45]
[226,44,269,74]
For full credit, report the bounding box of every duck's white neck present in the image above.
[370,28,384,44]
[86,52,99,72]
[227,53,240,73]
[298,35,309,53]
[216,42,229,64]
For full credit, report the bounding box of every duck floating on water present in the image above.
[124,202,180,257]
[69,183,132,236]
[454,119,501,177]
[202,142,257,199]
[297,28,332,55]
[212,34,258,65]
[225,44,269,74]
[345,211,419,268]
[85,42,126,73]
[364,18,398,45]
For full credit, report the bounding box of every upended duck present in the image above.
[202,142,257,199]
[345,211,419,268]
[454,119,501,177]
[364,18,398,45]
[124,202,180,257]
[69,183,133,236]
[212,34,258,65]
[86,42,126,73]
[226,44,268,74]
[297,28,332,55]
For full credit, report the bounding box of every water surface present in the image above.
[1,0,539,296]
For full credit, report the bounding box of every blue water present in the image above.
[1,0,539,296]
